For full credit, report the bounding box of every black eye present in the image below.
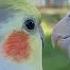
[68,15,70,17]
[25,19,35,30]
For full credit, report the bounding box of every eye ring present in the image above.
[24,19,35,30]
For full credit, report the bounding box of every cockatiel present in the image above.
[51,12,70,58]
[0,0,44,70]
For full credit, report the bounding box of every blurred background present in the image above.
[28,0,70,70]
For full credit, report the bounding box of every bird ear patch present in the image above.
[3,31,32,63]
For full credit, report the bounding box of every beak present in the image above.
[38,24,45,48]
[53,34,70,48]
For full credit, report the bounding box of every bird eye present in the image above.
[68,15,70,17]
[25,19,35,30]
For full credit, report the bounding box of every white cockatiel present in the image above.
[51,12,70,58]
[0,0,44,70]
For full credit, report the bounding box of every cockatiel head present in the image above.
[51,12,70,58]
[0,0,44,70]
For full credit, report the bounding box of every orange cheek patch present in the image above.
[3,31,31,62]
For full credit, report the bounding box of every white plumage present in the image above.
[51,12,70,58]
